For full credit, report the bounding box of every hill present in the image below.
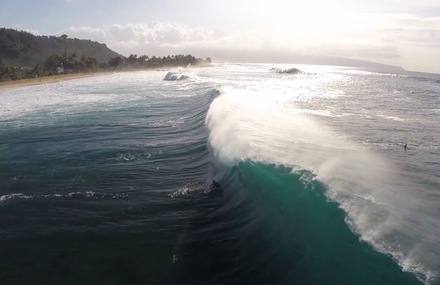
[0,28,212,83]
[0,28,121,67]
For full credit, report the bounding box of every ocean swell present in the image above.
[205,87,432,284]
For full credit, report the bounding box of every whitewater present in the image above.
[0,63,439,285]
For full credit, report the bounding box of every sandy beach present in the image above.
[0,72,111,90]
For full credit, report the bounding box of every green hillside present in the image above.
[0,28,212,82]
[0,28,121,67]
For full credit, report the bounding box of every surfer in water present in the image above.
[210,180,221,191]
[208,180,223,197]
[403,143,407,151]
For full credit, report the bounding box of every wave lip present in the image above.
[205,86,436,284]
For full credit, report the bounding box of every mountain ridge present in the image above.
[0,28,121,67]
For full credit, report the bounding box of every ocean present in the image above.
[0,63,439,285]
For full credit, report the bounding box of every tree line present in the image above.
[0,53,212,82]
[0,28,212,82]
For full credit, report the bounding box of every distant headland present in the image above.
[0,28,212,83]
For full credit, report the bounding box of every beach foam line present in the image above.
[0,71,112,90]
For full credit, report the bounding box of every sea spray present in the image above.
[1,64,439,284]
[205,86,432,282]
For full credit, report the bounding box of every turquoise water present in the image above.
[0,64,439,284]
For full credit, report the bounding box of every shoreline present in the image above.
[0,71,112,90]
[0,65,212,90]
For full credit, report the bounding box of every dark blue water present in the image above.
[0,75,214,284]
[0,66,438,284]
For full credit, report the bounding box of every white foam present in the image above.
[377,114,406,122]
[0,193,33,202]
[0,191,130,203]
[206,86,437,283]
[0,70,193,122]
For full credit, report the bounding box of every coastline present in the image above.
[0,64,211,90]
[0,71,112,90]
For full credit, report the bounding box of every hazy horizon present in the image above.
[1,0,440,73]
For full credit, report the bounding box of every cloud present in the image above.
[61,23,218,56]
[381,14,440,45]
[63,23,212,46]
[300,13,440,70]
[59,16,440,72]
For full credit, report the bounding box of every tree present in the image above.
[139,55,148,61]
[85,56,97,69]
[44,54,64,69]
[61,34,68,58]
[28,64,48,78]
[108,56,122,68]
[127,54,138,65]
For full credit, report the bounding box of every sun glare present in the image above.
[240,0,358,41]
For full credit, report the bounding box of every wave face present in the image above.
[201,64,440,284]
[175,161,422,284]
[0,65,439,285]
[0,70,218,285]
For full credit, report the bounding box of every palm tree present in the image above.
[127,54,138,65]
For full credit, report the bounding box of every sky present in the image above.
[1,0,440,73]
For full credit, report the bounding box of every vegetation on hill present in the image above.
[0,28,119,67]
[0,28,212,82]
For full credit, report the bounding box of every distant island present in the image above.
[0,28,212,82]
